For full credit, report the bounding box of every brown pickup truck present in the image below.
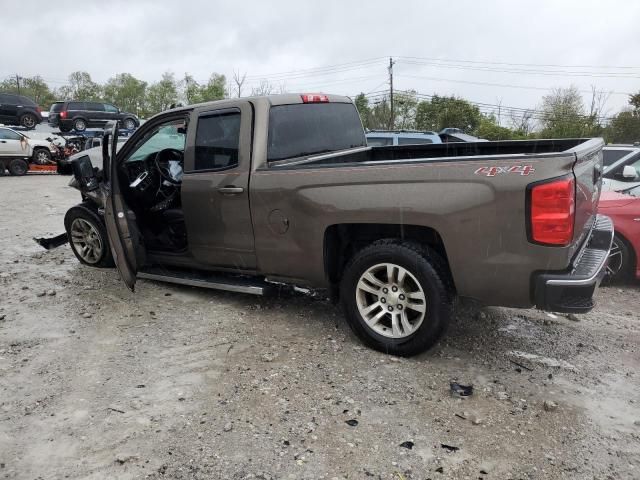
[64,93,613,356]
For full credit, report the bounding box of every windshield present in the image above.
[125,121,186,163]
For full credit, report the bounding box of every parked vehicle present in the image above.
[598,185,640,281]
[0,92,43,129]
[64,93,612,356]
[48,101,139,133]
[0,126,57,175]
[57,137,127,174]
[366,130,442,146]
[602,145,640,192]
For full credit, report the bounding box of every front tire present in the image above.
[33,148,52,164]
[123,118,136,130]
[64,204,114,268]
[340,240,453,356]
[606,234,634,282]
[8,159,29,176]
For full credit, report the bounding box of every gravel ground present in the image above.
[1,175,639,480]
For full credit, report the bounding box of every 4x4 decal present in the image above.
[474,165,535,177]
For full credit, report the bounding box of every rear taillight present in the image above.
[60,110,67,119]
[529,176,575,246]
[301,94,329,103]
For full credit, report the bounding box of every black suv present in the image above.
[0,92,43,129]
[48,101,139,132]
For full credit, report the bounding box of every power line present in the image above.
[398,59,640,79]
[397,55,640,70]
[394,74,632,96]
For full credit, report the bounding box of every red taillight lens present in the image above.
[301,94,329,103]
[60,110,67,119]
[530,177,575,246]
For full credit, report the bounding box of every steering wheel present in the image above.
[154,148,184,185]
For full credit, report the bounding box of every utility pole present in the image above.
[15,74,21,95]
[388,57,395,130]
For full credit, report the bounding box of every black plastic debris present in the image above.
[435,466,444,473]
[399,441,414,449]
[345,419,358,427]
[33,233,68,250]
[441,443,460,452]
[450,382,473,397]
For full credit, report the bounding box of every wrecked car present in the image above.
[0,126,58,175]
[62,93,613,356]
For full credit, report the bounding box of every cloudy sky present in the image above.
[3,0,640,117]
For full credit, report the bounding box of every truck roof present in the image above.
[166,93,355,114]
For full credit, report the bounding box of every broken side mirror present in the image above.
[71,155,98,191]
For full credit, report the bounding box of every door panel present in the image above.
[0,130,28,156]
[102,124,145,291]
[181,104,256,270]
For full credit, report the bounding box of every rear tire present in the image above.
[64,204,115,268]
[73,118,87,132]
[340,239,453,356]
[8,159,29,176]
[19,113,37,129]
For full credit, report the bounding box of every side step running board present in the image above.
[138,268,270,295]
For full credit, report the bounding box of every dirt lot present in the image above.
[1,175,639,480]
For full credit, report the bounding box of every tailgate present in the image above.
[567,138,604,254]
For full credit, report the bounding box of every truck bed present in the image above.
[270,138,589,169]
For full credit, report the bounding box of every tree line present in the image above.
[355,87,640,144]
[1,71,639,143]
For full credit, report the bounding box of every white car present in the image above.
[602,145,640,192]
[0,126,58,175]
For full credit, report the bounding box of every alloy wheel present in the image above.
[606,238,623,277]
[355,263,427,339]
[70,218,103,264]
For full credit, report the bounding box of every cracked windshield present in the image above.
[0,0,639,478]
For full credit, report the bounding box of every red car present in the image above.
[598,185,640,280]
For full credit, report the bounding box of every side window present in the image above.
[367,137,393,146]
[68,102,85,110]
[86,102,104,112]
[603,149,632,168]
[194,111,241,171]
[104,104,119,113]
[398,137,434,145]
[0,129,22,140]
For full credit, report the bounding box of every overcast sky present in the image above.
[3,0,640,117]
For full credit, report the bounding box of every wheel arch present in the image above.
[324,223,455,293]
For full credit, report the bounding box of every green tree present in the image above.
[415,95,482,133]
[144,72,178,117]
[353,93,371,130]
[199,74,226,102]
[475,115,522,140]
[0,75,56,109]
[605,91,640,143]
[539,86,598,138]
[103,73,147,116]
[393,91,418,130]
[58,71,102,101]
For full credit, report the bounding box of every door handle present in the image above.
[218,186,244,194]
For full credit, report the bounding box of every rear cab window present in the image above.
[398,137,434,145]
[267,102,366,164]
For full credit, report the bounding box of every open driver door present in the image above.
[103,123,146,291]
